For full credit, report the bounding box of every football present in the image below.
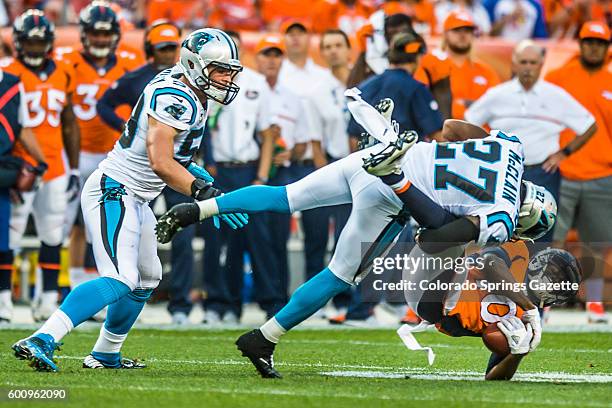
[482,322,511,356]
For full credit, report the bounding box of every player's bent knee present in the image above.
[128,288,154,302]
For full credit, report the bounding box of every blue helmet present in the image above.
[79,1,120,58]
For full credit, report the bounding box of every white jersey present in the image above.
[100,66,208,201]
[400,131,524,245]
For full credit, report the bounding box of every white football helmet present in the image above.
[514,181,557,241]
[179,28,243,105]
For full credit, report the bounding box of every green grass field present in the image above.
[0,328,610,407]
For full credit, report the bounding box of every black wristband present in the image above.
[191,179,220,201]
[562,146,572,157]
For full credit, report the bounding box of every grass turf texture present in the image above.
[0,329,610,408]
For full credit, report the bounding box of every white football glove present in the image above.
[498,316,533,355]
[521,308,542,352]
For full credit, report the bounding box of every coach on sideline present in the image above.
[96,20,195,324]
[465,40,597,242]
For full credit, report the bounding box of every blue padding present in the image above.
[105,288,152,335]
[275,268,350,330]
[216,186,290,214]
[60,277,131,327]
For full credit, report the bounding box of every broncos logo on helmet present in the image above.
[179,28,243,105]
[13,9,55,69]
[525,248,582,307]
[79,1,121,59]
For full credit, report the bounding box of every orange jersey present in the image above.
[1,58,75,181]
[437,241,529,337]
[312,0,374,35]
[56,48,142,154]
[415,50,452,88]
[449,57,500,119]
[545,55,612,181]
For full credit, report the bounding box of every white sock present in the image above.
[34,309,73,343]
[0,290,13,320]
[92,326,127,354]
[197,198,220,220]
[260,317,286,344]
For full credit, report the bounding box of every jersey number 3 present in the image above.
[434,141,501,203]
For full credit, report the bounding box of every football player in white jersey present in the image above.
[12,28,248,372]
[156,94,556,378]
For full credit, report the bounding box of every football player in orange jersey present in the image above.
[405,244,581,380]
[59,1,142,295]
[1,9,80,322]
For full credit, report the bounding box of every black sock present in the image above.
[0,250,13,291]
[39,243,61,292]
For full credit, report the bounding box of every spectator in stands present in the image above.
[404,0,438,35]
[311,0,373,36]
[146,0,204,29]
[442,11,500,119]
[484,0,548,40]
[544,0,611,39]
[465,40,597,242]
[207,0,264,31]
[260,0,313,30]
[207,34,284,323]
[256,34,310,303]
[96,21,195,325]
[0,72,47,323]
[546,21,611,323]
[435,0,492,34]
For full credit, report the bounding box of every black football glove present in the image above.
[191,178,222,201]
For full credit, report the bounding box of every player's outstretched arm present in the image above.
[441,119,488,142]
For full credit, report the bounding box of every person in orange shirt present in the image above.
[546,21,612,324]
[146,0,205,29]
[207,0,264,31]
[403,244,581,380]
[58,1,142,299]
[442,11,500,119]
[1,10,80,322]
[405,0,438,36]
[312,0,374,36]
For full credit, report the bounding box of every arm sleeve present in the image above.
[485,352,505,375]
[554,86,596,135]
[97,79,129,132]
[17,82,28,128]
[146,87,198,131]
[532,2,548,38]
[418,217,480,253]
[410,85,443,137]
[464,90,493,127]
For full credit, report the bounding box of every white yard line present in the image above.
[51,355,611,384]
[2,380,610,407]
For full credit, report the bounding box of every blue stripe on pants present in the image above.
[99,174,126,272]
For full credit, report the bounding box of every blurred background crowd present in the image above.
[0,0,610,328]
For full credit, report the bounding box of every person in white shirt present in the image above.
[278,20,341,284]
[206,32,284,323]
[255,34,310,302]
[465,40,597,241]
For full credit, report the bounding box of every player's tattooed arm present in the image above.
[147,115,200,197]
[441,119,488,142]
[61,97,80,170]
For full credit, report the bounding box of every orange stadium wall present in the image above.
[1,27,581,80]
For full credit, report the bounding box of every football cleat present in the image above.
[83,354,146,369]
[155,203,200,244]
[362,130,419,176]
[235,329,281,379]
[12,333,62,372]
[587,302,609,324]
[375,98,394,124]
